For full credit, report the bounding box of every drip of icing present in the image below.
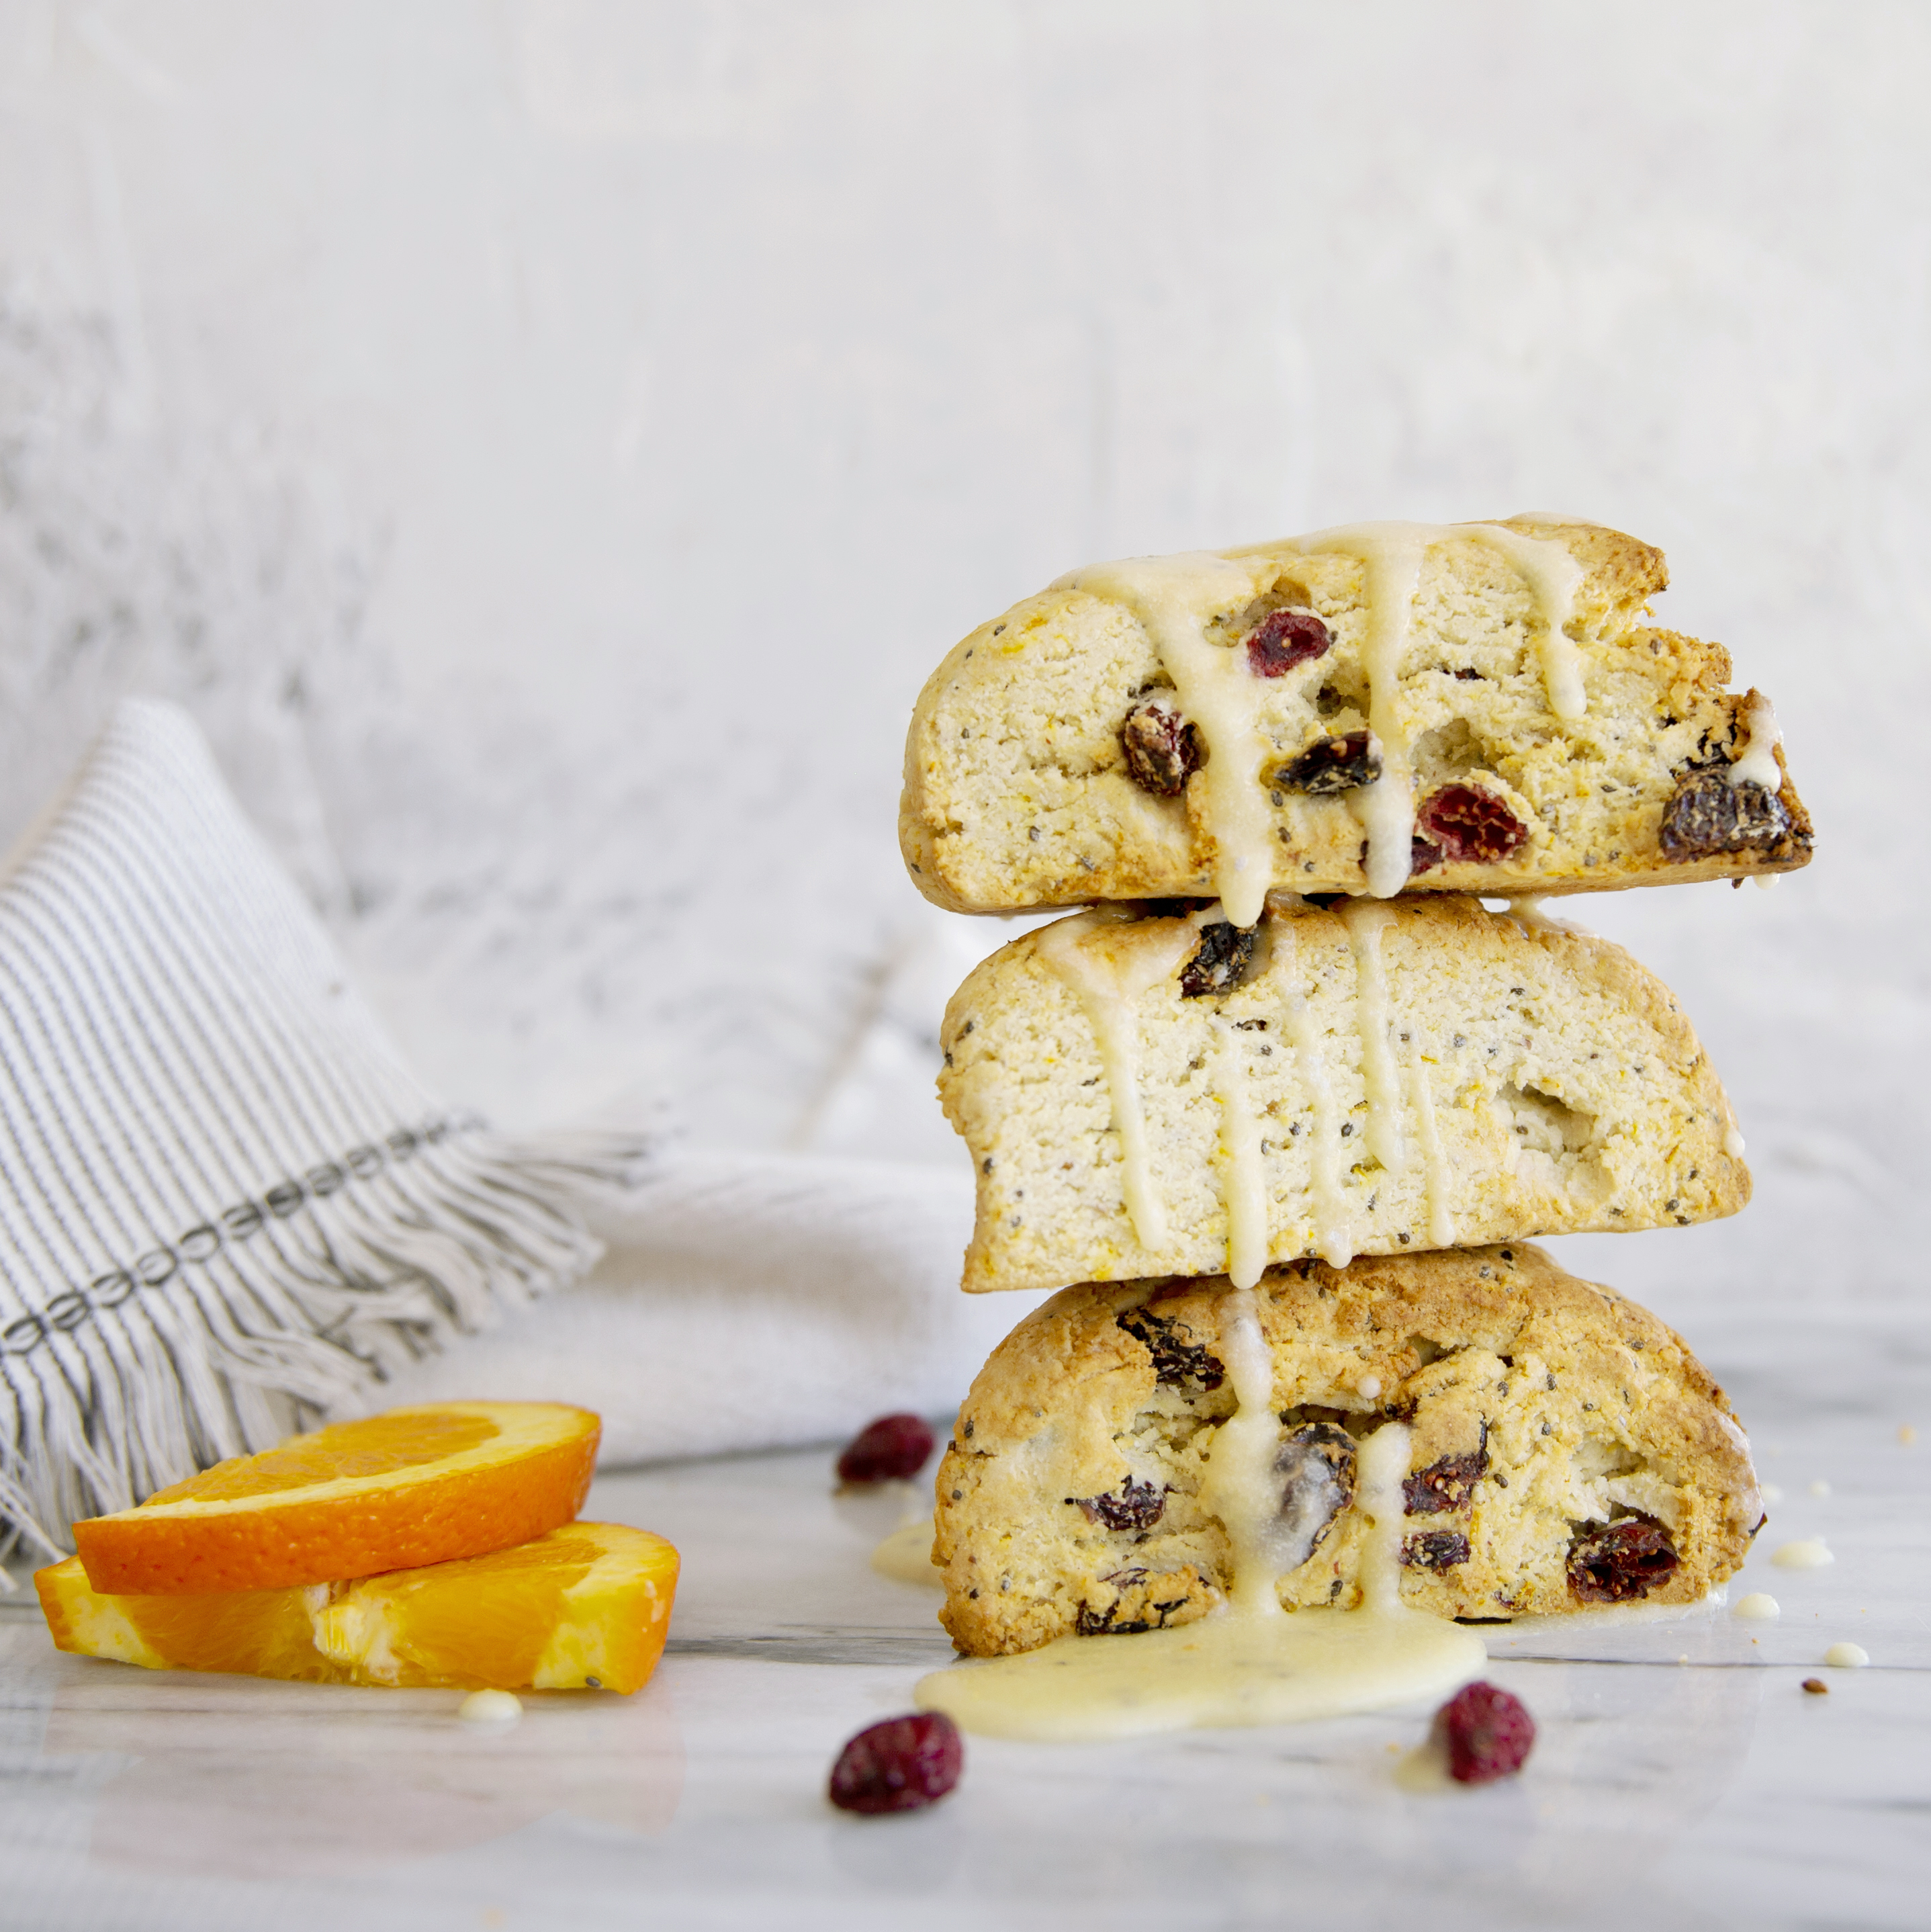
[1288,519,1588,896]
[1214,1022,1269,1290]
[1196,1288,1284,1609]
[1502,894,1592,937]
[1770,1538,1832,1571]
[1729,693,1783,790]
[1724,1127,1747,1159]
[1058,554,1273,926]
[913,1311,1483,1741]
[1462,523,1588,719]
[1036,909,1214,1250]
[872,1518,944,1589]
[1339,902,1404,1173]
[1284,985,1353,1269]
[1404,1029,1455,1249]
[1297,525,1429,898]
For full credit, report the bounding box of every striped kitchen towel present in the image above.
[0,700,644,1562]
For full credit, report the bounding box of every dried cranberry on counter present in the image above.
[1416,785,1529,864]
[1431,1681,1535,1784]
[836,1413,936,1485]
[1120,699,1204,796]
[827,1712,963,1814]
[1566,1517,1679,1603]
[1246,609,1331,677]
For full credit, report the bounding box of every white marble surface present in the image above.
[3,1294,1925,1932]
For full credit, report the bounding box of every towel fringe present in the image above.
[0,1125,652,1555]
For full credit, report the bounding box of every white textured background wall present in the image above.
[1,2,1925,1325]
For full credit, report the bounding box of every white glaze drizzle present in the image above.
[1297,525,1430,897]
[1214,1021,1269,1290]
[1281,966,1353,1268]
[1035,908,1215,1252]
[871,1518,944,1589]
[1729,693,1784,790]
[1197,1287,1286,1610]
[1289,519,1588,897]
[1462,522,1588,719]
[1353,1417,1417,1613]
[911,1306,1484,1741]
[1057,554,1273,926]
[1064,521,1588,910]
[1338,900,1404,1172]
[1771,1538,1832,1570]
[1404,1027,1456,1249]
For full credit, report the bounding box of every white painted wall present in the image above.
[1,2,1924,1315]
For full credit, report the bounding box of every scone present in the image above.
[901,517,1811,924]
[933,1245,1761,1657]
[940,895,1746,1294]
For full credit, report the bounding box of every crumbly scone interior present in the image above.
[940,895,1748,1294]
[934,1247,1762,1658]
[901,517,1811,914]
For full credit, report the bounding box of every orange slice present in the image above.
[38,1521,678,1693]
[72,1402,600,1594]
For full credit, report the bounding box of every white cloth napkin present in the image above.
[0,700,1027,1558]
[360,1149,1040,1466]
[0,702,643,1555]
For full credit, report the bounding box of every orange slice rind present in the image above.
[37,1521,678,1694]
[72,1402,600,1595]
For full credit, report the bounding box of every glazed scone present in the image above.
[901,517,1811,922]
[940,895,1746,1294]
[933,1245,1762,1657]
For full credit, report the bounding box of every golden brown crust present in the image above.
[900,518,1811,914]
[940,896,1748,1294]
[934,1244,1761,1655]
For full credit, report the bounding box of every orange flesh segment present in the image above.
[36,1522,679,1694]
[72,1403,600,1595]
[144,1413,500,1503]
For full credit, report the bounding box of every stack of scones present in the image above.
[895,517,1809,1661]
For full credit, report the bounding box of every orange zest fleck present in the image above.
[71,1402,600,1594]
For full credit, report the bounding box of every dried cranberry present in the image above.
[1179,920,1255,998]
[827,1712,962,1814]
[1069,1476,1167,1531]
[1120,699,1204,797]
[1416,785,1529,864]
[836,1413,936,1484]
[1116,1307,1225,1391]
[1566,1517,1678,1603]
[1404,1426,1489,1516]
[1431,1681,1535,1784]
[1409,836,1443,877]
[1274,730,1382,796]
[1400,1530,1471,1571]
[1246,609,1331,677]
[1659,767,1792,859]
